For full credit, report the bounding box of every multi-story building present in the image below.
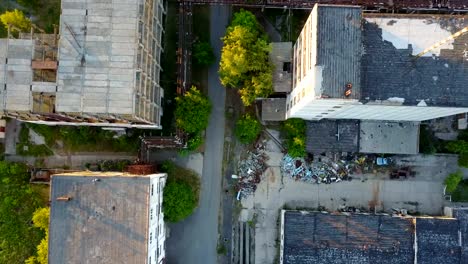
[48,171,167,264]
[286,4,468,122]
[0,0,165,128]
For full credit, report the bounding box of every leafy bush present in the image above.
[219,9,273,106]
[187,134,204,151]
[419,125,437,154]
[193,41,215,66]
[161,161,200,223]
[445,171,463,194]
[283,118,306,158]
[163,180,196,222]
[458,154,468,168]
[0,161,46,263]
[446,140,468,154]
[175,86,212,135]
[235,114,261,144]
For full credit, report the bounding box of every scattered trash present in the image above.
[280,154,353,184]
[235,143,268,199]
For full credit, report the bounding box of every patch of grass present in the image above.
[27,124,141,153]
[452,179,468,202]
[216,243,227,255]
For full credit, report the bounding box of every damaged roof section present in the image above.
[361,15,468,107]
[306,120,359,154]
[270,42,292,93]
[415,218,461,264]
[282,211,415,264]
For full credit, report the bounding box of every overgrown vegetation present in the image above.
[26,124,140,153]
[193,41,215,66]
[445,171,463,194]
[444,129,468,167]
[175,86,212,152]
[235,114,261,144]
[452,179,468,202]
[161,161,200,223]
[0,161,47,263]
[219,9,274,106]
[0,9,31,33]
[16,124,53,157]
[283,118,306,158]
[26,207,49,264]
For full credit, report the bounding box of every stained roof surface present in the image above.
[306,120,359,154]
[316,5,362,100]
[49,175,150,264]
[361,15,468,107]
[283,211,415,264]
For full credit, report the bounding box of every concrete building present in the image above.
[280,209,468,264]
[0,0,165,128]
[286,4,468,122]
[48,171,167,264]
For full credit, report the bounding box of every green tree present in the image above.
[163,180,197,222]
[219,9,273,106]
[235,114,261,144]
[283,118,307,158]
[193,41,215,66]
[458,154,468,168]
[0,161,45,263]
[26,207,49,264]
[0,9,31,33]
[175,86,212,135]
[445,171,463,193]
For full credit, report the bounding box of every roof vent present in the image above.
[344,83,352,97]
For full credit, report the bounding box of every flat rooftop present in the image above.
[49,173,152,263]
[270,42,292,93]
[361,14,468,107]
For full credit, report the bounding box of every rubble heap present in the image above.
[280,154,354,184]
[235,143,268,199]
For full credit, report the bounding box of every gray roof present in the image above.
[416,218,461,264]
[49,174,151,264]
[261,98,286,121]
[306,120,359,154]
[282,211,415,264]
[316,5,362,99]
[270,42,292,93]
[361,15,468,107]
[452,208,468,260]
[359,121,419,154]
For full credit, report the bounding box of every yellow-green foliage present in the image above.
[26,207,49,264]
[0,9,31,32]
[219,10,273,106]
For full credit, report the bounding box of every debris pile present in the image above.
[235,144,268,199]
[280,154,354,184]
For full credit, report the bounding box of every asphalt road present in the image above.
[165,5,229,264]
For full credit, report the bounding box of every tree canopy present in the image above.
[219,9,273,106]
[175,86,212,135]
[193,41,215,66]
[161,161,200,223]
[0,161,46,263]
[235,114,261,144]
[445,171,463,194]
[0,9,31,32]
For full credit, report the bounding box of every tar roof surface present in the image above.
[416,218,461,264]
[270,42,292,93]
[283,211,414,264]
[306,120,359,154]
[262,98,286,121]
[316,5,362,100]
[49,175,150,264]
[452,208,468,260]
[361,15,468,107]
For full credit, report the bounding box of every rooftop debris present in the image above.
[235,143,268,199]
